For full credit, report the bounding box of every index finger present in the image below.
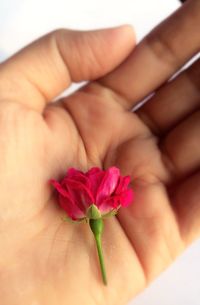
[100,0,200,109]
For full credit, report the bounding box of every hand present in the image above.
[0,1,199,305]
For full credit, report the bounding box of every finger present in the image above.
[0,26,135,112]
[137,58,200,135]
[173,171,200,245]
[117,179,183,283]
[100,0,200,109]
[161,110,200,179]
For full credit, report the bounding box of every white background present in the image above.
[0,0,200,304]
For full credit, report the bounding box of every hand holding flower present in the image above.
[0,1,199,304]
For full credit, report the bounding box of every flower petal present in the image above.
[50,179,85,219]
[120,189,134,207]
[114,176,133,207]
[59,194,85,220]
[96,167,120,207]
[66,168,90,186]
[98,197,118,214]
[86,167,101,176]
[67,168,84,177]
[50,179,69,197]
[115,176,131,194]
[87,168,105,201]
[65,179,94,211]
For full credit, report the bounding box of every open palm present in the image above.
[0,2,200,304]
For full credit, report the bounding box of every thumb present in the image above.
[0,26,135,112]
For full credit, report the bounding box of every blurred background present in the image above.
[0,0,200,304]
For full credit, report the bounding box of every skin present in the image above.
[0,0,199,304]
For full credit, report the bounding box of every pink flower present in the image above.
[50,167,133,221]
[50,166,134,285]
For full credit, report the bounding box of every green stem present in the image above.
[89,218,107,285]
[95,234,107,285]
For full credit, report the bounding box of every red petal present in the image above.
[115,176,131,194]
[50,179,85,219]
[66,168,90,186]
[59,194,85,220]
[96,167,120,207]
[67,168,84,177]
[65,179,94,211]
[98,197,119,214]
[120,189,134,207]
[50,179,69,197]
[87,168,105,201]
[86,167,101,176]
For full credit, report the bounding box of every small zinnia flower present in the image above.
[50,166,133,285]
